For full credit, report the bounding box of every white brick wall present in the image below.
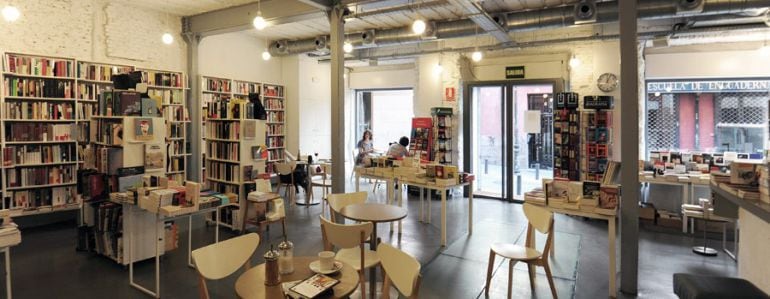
[0,0,185,72]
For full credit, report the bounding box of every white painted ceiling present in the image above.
[113,0,257,16]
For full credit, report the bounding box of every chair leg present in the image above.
[197,274,209,299]
[507,260,515,299]
[485,250,496,296]
[359,269,367,299]
[527,263,536,291]
[543,262,558,299]
[281,218,287,238]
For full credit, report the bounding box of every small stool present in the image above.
[673,273,769,299]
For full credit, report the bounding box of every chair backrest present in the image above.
[327,191,367,215]
[378,243,422,298]
[275,161,296,176]
[322,163,332,177]
[192,233,260,280]
[319,216,372,250]
[255,179,272,193]
[523,203,555,256]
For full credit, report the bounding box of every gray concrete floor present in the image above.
[2,179,737,299]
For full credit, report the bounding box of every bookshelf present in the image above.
[1,53,80,213]
[581,96,614,182]
[553,92,581,181]
[137,68,188,184]
[431,107,454,164]
[201,76,233,184]
[204,91,265,230]
[263,83,286,172]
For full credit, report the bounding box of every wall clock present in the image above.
[597,72,618,92]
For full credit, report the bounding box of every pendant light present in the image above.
[343,41,353,53]
[470,25,482,62]
[253,1,267,30]
[569,54,581,68]
[162,33,174,44]
[262,49,271,61]
[2,5,20,22]
[412,1,426,34]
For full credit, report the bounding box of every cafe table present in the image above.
[235,257,358,299]
[338,203,407,298]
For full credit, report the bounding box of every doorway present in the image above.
[464,80,562,201]
[355,89,414,151]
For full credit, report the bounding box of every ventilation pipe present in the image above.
[268,0,770,56]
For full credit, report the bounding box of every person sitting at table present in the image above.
[387,136,410,159]
[356,130,374,165]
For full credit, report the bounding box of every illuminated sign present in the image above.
[647,80,770,93]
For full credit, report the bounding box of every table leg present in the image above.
[356,174,360,192]
[188,216,193,267]
[369,224,377,299]
[428,189,432,224]
[441,189,447,247]
[5,248,10,299]
[387,180,394,232]
[608,217,617,298]
[419,188,424,223]
[469,182,474,235]
[398,182,403,235]
[215,206,221,242]
[155,216,160,298]
[682,184,690,233]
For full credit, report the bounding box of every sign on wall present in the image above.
[444,87,456,102]
[505,66,526,79]
[647,80,770,93]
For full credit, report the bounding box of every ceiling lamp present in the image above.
[253,1,267,30]
[412,19,426,35]
[433,63,443,76]
[162,33,174,45]
[262,50,271,61]
[471,51,483,62]
[569,54,581,68]
[343,42,353,53]
[2,6,20,22]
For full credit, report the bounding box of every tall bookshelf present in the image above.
[1,53,80,215]
[201,76,233,184]
[204,94,264,230]
[137,68,188,184]
[263,83,286,172]
[431,107,454,164]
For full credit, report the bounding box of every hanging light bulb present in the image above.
[343,42,353,53]
[569,54,581,68]
[2,6,20,22]
[162,33,174,45]
[433,63,443,76]
[412,19,426,35]
[253,12,267,30]
[262,50,271,61]
[471,51,483,62]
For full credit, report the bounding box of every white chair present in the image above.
[310,163,332,205]
[485,203,557,299]
[320,216,379,299]
[275,161,297,207]
[192,233,260,299]
[326,191,368,223]
[377,242,422,299]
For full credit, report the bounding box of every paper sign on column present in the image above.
[524,110,541,134]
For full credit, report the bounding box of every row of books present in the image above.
[204,78,231,93]
[168,157,185,173]
[169,141,185,155]
[267,136,284,148]
[207,100,260,120]
[267,124,284,135]
[76,102,96,120]
[2,144,75,166]
[267,111,284,122]
[77,83,109,101]
[207,182,241,197]
[207,121,241,140]
[3,101,74,120]
[76,123,90,143]
[142,71,184,88]
[263,85,283,97]
[4,78,75,98]
[164,106,189,122]
[168,123,184,138]
[234,82,259,95]
[201,93,230,108]
[264,98,284,110]
[553,99,581,181]
[208,162,241,183]
[5,123,74,142]
[5,55,74,77]
[6,165,76,187]
[78,64,132,82]
[207,142,240,160]
[93,202,123,263]
[268,149,284,161]
[100,90,156,117]
[97,148,122,175]
[148,89,183,105]
[95,122,123,145]
[12,186,76,209]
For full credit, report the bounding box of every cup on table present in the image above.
[318,251,335,271]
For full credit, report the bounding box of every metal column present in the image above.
[183,23,202,182]
[619,0,640,295]
[330,6,345,194]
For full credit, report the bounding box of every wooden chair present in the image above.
[319,216,380,299]
[326,191,367,222]
[191,233,260,299]
[243,179,286,238]
[485,203,557,299]
[275,161,297,207]
[310,163,332,205]
[377,242,422,299]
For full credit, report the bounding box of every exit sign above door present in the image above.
[505,66,525,79]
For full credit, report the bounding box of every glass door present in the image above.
[471,86,507,198]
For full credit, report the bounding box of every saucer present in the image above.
[309,260,343,274]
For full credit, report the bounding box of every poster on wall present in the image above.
[444,86,456,102]
[134,118,154,141]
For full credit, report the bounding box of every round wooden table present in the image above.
[338,203,407,298]
[235,257,358,299]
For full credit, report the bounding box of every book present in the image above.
[599,185,620,209]
[144,144,164,170]
[289,274,339,299]
[134,118,154,141]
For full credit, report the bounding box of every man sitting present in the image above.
[387,136,410,159]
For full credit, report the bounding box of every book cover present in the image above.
[141,98,158,117]
[134,118,153,141]
[730,162,758,185]
[144,144,164,170]
[599,185,619,209]
[289,274,339,299]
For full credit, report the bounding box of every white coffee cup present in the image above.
[318,251,335,271]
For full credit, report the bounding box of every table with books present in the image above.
[639,172,712,233]
[235,257,358,299]
[525,180,619,298]
[0,223,21,299]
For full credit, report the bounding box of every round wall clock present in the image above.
[597,72,618,92]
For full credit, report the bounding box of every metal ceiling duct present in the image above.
[268,0,770,56]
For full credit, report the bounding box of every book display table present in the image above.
[640,173,711,233]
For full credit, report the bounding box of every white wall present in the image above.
[0,0,185,72]
[646,49,770,79]
[738,209,770,294]
[199,32,283,84]
[297,56,332,158]
[349,67,416,90]
[283,56,300,155]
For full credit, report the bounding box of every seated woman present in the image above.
[356,130,374,165]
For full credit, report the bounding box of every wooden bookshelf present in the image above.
[262,83,285,173]
[1,53,80,211]
[137,68,188,184]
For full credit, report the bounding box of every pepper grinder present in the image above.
[264,245,281,286]
[278,238,294,274]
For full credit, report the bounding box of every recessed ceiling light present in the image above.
[162,33,174,45]
[2,6,20,22]
[262,50,271,61]
[412,19,426,35]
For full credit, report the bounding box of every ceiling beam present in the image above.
[298,0,333,10]
[184,0,326,37]
[446,0,514,44]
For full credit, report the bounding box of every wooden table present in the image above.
[339,203,407,298]
[235,257,358,299]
